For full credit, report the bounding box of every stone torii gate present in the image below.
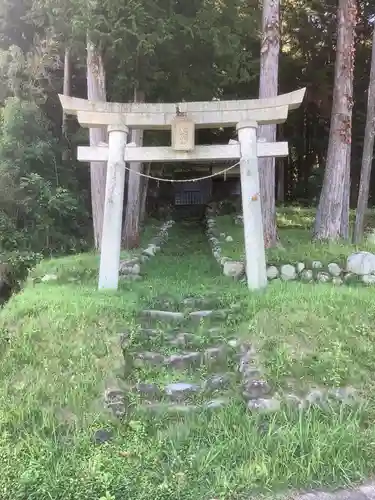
[59,89,305,291]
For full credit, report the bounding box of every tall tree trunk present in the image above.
[258,0,280,248]
[62,46,71,157]
[340,147,351,239]
[87,35,107,250]
[277,124,285,202]
[140,163,151,223]
[277,161,285,203]
[354,25,375,243]
[122,89,145,249]
[314,0,357,240]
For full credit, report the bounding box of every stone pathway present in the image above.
[100,220,368,499]
[282,482,375,500]
[105,291,360,418]
[105,294,280,417]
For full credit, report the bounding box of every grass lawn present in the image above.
[215,207,375,265]
[2,218,375,498]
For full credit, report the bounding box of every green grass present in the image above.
[216,207,375,265]
[3,219,375,498]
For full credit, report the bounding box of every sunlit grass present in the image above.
[216,208,375,264]
[1,219,375,498]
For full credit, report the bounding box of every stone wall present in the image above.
[205,208,375,286]
[266,256,375,285]
[119,219,174,281]
[205,207,245,281]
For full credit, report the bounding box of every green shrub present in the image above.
[0,98,90,257]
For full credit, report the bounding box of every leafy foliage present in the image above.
[0,0,372,269]
[0,98,89,281]
[0,0,373,208]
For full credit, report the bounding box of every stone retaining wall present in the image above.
[119,219,174,281]
[205,209,245,281]
[205,209,375,285]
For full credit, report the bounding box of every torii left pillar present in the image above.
[98,124,128,289]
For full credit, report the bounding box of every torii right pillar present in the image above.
[237,121,268,290]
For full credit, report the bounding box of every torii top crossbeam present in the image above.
[59,88,305,129]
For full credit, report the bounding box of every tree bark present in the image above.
[62,47,71,146]
[140,163,151,224]
[314,0,357,240]
[340,147,351,239]
[277,124,285,202]
[258,0,280,248]
[122,89,145,249]
[277,161,285,203]
[353,25,375,243]
[87,35,107,250]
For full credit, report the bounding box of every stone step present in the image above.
[104,374,237,419]
[188,309,230,323]
[132,373,235,402]
[130,346,235,371]
[120,327,238,353]
[140,310,185,322]
[149,295,223,312]
[104,383,359,421]
[139,308,236,327]
[106,294,285,420]
[127,342,239,372]
[182,296,223,310]
[138,398,230,415]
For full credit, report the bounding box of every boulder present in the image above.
[93,429,114,445]
[225,235,233,242]
[347,251,375,275]
[135,383,161,398]
[165,382,200,399]
[203,374,231,391]
[296,262,305,273]
[141,310,184,321]
[328,262,342,277]
[304,389,327,408]
[223,260,244,279]
[166,352,201,369]
[301,269,313,282]
[242,379,271,400]
[203,399,228,409]
[41,274,58,282]
[328,386,357,405]
[317,272,330,283]
[312,261,323,269]
[266,266,279,280]
[332,277,343,286]
[143,246,156,257]
[362,274,375,285]
[213,250,221,261]
[247,398,281,413]
[119,260,140,275]
[280,264,296,281]
[122,274,142,281]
